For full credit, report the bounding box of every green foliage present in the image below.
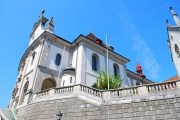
[93,70,122,90]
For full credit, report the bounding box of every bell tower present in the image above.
[136,63,146,78]
[29,10,54,46]
[167,7,180,78]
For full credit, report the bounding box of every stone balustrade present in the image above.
[110,86,138,98]
[146,81,177,92]
[36,89,50,97]
[80,84,103,97]
[33,80,180,103]
[55,86,74,94]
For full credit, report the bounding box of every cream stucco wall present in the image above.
[168,28,180,78]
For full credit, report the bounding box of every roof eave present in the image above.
[72,34,130,64]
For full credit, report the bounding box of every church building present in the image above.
[8,11,153,110]
[0,6,180,120]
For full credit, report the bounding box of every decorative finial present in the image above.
[89,28,93,33]
[40,10,45,19]
[170,6,173,10]
[169,6,180,27]
[136,58,139,65]
[49,17,54,26]
[41,10,45,16]
[166,19,169,24]
[109,38,111,47]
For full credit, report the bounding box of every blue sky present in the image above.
[0,0,179,108]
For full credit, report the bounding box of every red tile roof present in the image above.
[164,75,179,82]
[86,33,106,48]
[86,33,99,42]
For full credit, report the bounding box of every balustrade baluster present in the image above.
[117,90,119,96]
[167,83,170,89]
[175,82,177,87]
[157,85,160,91]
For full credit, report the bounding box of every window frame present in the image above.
[30,52,36,66]
[70,77,72,83]
[55,53,61,66]
[92,54,99,71]
[113,63,119,76]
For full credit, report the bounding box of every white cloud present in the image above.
[117,2,161,80]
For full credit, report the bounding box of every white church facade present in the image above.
[8,11,154,110]
[0,6,179,120]
[167,7,180,79]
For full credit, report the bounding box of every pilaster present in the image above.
[76,41,86,85]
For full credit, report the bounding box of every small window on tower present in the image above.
[70,77,72,83]
[31,52,36,65]
[174,44,180,58]
[63,80,65,87]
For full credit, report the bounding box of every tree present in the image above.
[93,70,122,90]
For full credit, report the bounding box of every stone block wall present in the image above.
[16,96,180,120]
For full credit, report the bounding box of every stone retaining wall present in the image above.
[16,96,180,120]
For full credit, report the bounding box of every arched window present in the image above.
[113,64,119,76]
[41,78,56,91]
[55,54,61,66]
[21,81,29,103]
[92,54,99,71]
[23,81,29,93]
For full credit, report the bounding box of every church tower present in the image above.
[167,7,180,78]
[8,10,70,110]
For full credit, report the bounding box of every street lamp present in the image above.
[56,111,63,120]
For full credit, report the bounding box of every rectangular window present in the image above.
[63,81,65,86]
[31,52,36,65]
[70,77,72,83]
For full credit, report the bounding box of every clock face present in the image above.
[175,44,180,57]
